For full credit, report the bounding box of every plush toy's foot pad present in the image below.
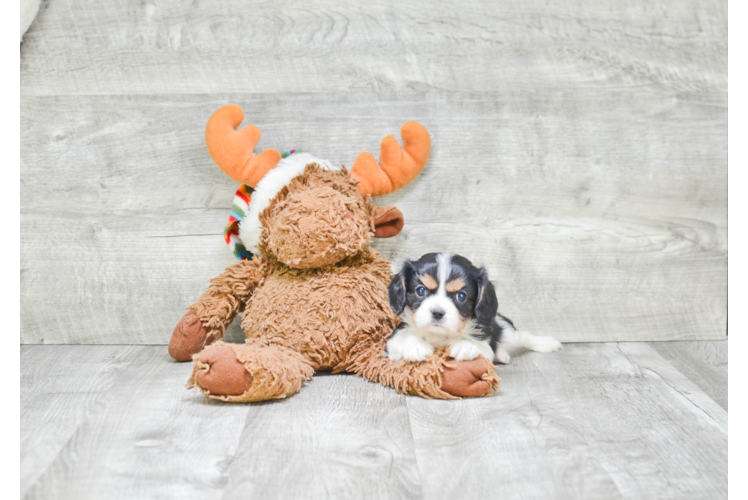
[192,344,254,396]
[440,358,500,398]
[168,310,214,362]
[188,341,314,403]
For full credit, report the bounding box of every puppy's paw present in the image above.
[495,346,512,364]
[387,333,435,362]
[448,340,483,362]
[402,342,435,362]
[530,334,562,353]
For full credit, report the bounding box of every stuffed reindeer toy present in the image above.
[168,104,501,401]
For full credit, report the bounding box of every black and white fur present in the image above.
[385,253,561,364]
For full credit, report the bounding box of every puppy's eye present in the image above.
[416,286,427,297]
[455,292,467,303]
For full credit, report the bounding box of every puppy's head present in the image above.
[388,253,498,338]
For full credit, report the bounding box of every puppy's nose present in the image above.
[431,309,445,320]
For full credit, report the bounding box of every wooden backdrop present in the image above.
[20,0,727,344]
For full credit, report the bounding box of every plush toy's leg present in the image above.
[187,340,314,403]
[340,334,501,399]
[168,258,269,361]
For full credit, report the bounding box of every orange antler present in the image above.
[205,105,282,187]
[349,122,431,197]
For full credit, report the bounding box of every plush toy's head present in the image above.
[258,164,405,268]
[205,105,431,269]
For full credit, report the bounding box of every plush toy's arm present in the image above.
[169,257,269,361]
[189,257,269,336]
[339,328,501,399]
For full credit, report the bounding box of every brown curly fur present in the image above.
[187,258,270,340]
[184,164,500,401]
[258,165,375,269]
[240,249,396,371]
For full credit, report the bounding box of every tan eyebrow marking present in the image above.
[419,274,438,290]
[446,278,465,293]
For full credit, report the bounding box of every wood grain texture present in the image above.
[20,0,41,42]
[21,91,726,343]
[725,335,748,500]
[406,342,727,500]
[23,347,252,500]
[20,343,727,499]
[20,345,144,498]
[20,0,726,343]
[649,339,728,410]
[20,0,726,95]
[222,374,421,500]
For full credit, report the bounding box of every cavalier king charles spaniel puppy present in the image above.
[386,253,561,364]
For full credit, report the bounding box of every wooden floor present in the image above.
[21,341,727,499]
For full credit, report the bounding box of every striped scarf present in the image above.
[223,149,301,260]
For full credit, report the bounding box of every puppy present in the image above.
[385,253,562,364]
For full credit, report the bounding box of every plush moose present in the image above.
[168,105,501,401]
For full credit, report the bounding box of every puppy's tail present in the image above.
[496,315,562,352]
[501,329,562,352]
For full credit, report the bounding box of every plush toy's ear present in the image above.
[388,260,414,316]
[474,268,499,326]
[371,206,404,238]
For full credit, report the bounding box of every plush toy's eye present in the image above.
[455,292,467,303]
[416,286,427,297]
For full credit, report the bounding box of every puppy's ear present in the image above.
[475,268,499,325]
[388,260,414,316]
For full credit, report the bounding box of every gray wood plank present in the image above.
[617,342,726,430]
[20,0,726,95]
[406,343,727,500]
[649,339,728,410]
[21,92,726,343]
[222,373,421,500]
[20,345,144,498]
[20,343,727,498]
[725,336,748,500]
[23,347,251,500]
[20,0,40,42]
